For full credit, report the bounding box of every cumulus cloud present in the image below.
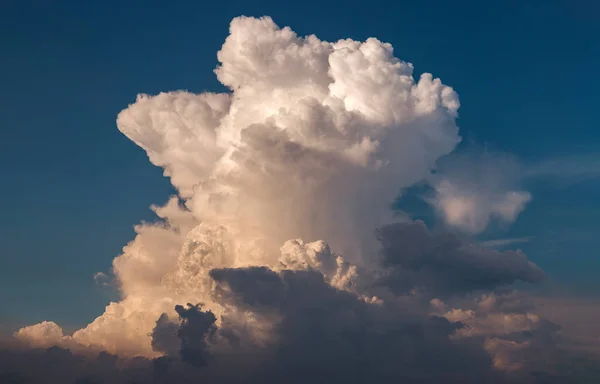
[424,291,595,377]
[426,151,532,234]
[4,274,596,383]
[432,181,531,234]
[377,221,544,296]
[7,15,599,383]
[202,266,497,383]
[16,14,462,357]
[14,322,72,349]
[423,151,600,235]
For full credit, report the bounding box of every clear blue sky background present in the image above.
[1,0,599,331]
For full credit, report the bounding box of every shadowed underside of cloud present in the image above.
[2,249,598,383]
[3,275,600,383]
[5,15,599,384]
[193,266,498,383]
[377,221,544,295]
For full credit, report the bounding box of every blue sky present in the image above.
[1,0,599,331]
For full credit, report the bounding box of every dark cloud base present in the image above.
[3,222,599,383]
[1,344,598,384]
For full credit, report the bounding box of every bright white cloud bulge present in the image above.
[18,16,496,358]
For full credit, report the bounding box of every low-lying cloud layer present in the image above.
[4,15,598,383]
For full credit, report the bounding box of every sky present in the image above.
[1,1,600,382]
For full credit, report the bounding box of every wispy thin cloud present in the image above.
[480,236,533,248]
[524,155,600,184]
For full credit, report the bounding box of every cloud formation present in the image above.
[5,15,598,383]
[377,222,544,296]
[19,15,462,356]
[422,150,600,235]
[426,151,532,234]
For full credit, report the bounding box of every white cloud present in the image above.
[426,151,600,235]
[427,150,532,234]
[17,16,462,357]
[14,321,72,349]
[7,16,598,382]
[432,179,531,234]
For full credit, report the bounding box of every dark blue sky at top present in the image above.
[1,0,599,330]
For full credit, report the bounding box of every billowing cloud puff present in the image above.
[277,239,358,291]
[16,15,462,356]
[427,151,532,234]
[426,151,600,235]
[116,15,461,268]
[14,322,71,349]
[425,291,569,374]
[432,180,531,234]
[7,15,596,383]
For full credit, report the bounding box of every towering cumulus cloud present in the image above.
[12,16,586,383]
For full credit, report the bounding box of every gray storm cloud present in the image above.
[9,16,582,383]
